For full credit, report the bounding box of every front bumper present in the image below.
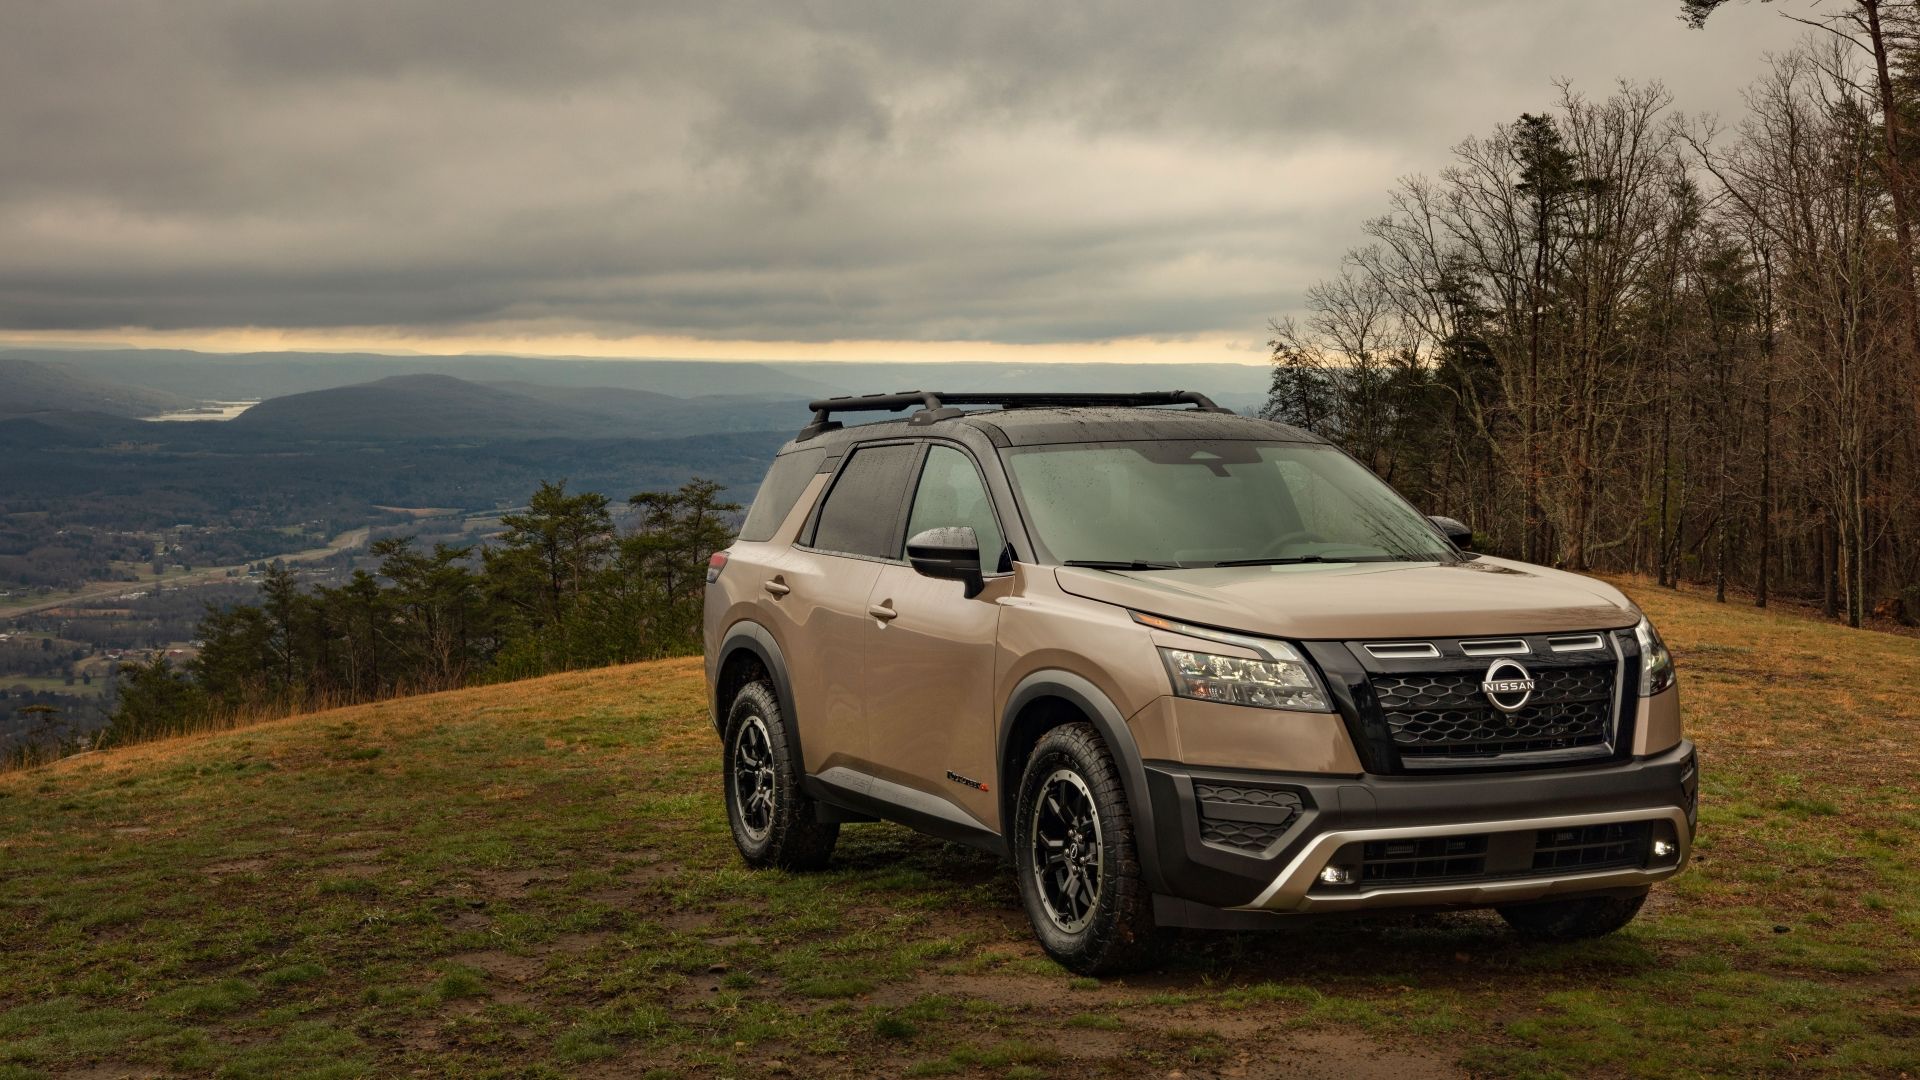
[1141,741,1697,916]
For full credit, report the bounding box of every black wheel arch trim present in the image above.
[715,620,803,770]
[999,670,1168,895]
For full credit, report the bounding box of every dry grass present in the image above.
[1,591,1916,1078]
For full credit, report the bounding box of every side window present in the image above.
[809,443,918,558]
[737,448,826,542]
[903,446,1007,571]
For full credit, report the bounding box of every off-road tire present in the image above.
[723,680,838,871]
[1497,891,1647,940]
[1012,722,1160,975]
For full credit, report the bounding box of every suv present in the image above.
[703,391,1695,973]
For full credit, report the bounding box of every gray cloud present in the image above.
[0,0,1802,344]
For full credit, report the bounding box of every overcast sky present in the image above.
[0,1,1803,364]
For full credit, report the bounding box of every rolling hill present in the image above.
[0,356,195,418]
[229,374,592,440]
[230,373,813,441]
[1,584,1915,1076]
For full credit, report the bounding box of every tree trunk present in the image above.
[1861,0,1920,428]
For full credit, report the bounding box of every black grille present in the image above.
[1320,818,1651,887]
[1316,821,1654,892]
[1199,818,1289,851]
[1532,822,1649,872]
[1194,784,1300,809]
[1374,662,1615,760]
[1357,835,1488,884]
[1193,783,1302,854]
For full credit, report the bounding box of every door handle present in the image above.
[763,579,791,597]
[867,602,897,621]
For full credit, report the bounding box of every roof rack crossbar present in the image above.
[797,389,1230,440]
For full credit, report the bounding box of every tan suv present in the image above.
[703,391,1695,973]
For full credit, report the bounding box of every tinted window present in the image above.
[904,446,1006,570]
[809,443,918,557]
[738,448,827,542]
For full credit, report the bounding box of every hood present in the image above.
[1053,556,1639,641]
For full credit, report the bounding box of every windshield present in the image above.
[1003,440,1456,567]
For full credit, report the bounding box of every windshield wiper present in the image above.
[1062,559,1183,571]
[1209,556,1336,567]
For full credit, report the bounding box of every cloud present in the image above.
[0,0,1803,347]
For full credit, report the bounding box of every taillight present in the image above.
[706,551,729,584]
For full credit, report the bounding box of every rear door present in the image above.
[862,443,1010,836]
[783,440,920,779]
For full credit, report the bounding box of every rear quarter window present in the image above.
[737,447,827,542]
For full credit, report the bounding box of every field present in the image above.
[1,582,1916,1078]
[2,676,104,699]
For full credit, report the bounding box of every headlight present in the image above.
[1158,646,1332,711]
[1132,610,1333,711]
[1635,617,1675,696]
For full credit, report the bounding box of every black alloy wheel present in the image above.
[722,680,838,870]
[731,714,777,844]
[1030,768,1104,933]
[1011,722,1159,974]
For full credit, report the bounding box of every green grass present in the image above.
[2,675,105,697]
[2,585,1918,1076]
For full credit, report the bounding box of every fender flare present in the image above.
[715,620,803,765]
[999,670,1167,894]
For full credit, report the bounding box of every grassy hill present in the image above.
[2,584,1916,1078]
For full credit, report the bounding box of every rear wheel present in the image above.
[723,681,837,871]
[1497,891,1646,940]
[1012,723,1160,974]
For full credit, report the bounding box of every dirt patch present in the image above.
[204,857,267,875]
[448,909,492,932]
[316,861,383,878]
[471,868,564,898]
[660,909,717,933]
[1050,1024,1131,1059]
[450,950,546,985]
[1238,1029,1466,1079]
[548,931,615,955]
[1133,1004,1276,1039]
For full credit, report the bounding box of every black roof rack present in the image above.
[796,390,1231,440]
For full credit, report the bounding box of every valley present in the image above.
[0,346,1272,757]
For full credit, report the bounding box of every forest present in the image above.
[1262,2,1920,627]
[102,479,736,750]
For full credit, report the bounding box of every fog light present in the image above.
[1319,866,1354,885]
[1652,840,1675,857]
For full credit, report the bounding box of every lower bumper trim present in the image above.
[1235,806,1690,911]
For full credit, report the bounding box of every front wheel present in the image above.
[723,680,838,871]
[1497,891,1646,940]
[1012,723,1160,975]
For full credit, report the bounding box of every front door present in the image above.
[862,444,1010,836]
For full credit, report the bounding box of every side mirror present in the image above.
[1428,515,1474,551]
[907,526,985,598]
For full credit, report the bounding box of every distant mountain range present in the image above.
[0,357,196,418]
[1,346,1274,414]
